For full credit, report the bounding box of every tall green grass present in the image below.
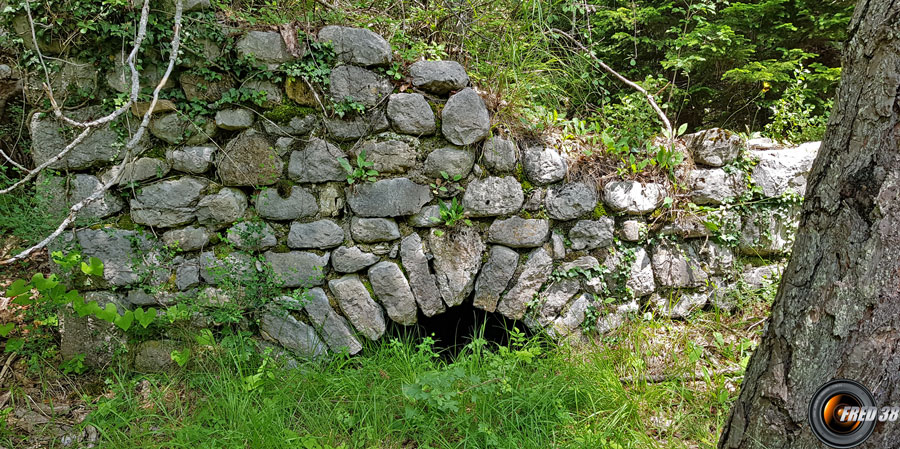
[84,329,655,449]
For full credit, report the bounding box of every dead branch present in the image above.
[550,28,674,143]
[0,0,185,266]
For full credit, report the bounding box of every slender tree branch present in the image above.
[550,28,674,142]
[1,0,185,265]
[0,127,92,195]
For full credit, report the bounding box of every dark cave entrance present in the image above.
[385,299,533,358]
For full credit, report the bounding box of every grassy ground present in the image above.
[0,291,772,449]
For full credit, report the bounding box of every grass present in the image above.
[0,289,773,449]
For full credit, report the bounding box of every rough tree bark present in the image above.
[719,1,900,448]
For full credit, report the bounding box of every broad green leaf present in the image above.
[114,311,134,331]
[95,302,119,323]
[31,273,59,292]
[5,279,30,298]
[195,329,215,346]
[5,338,24,353]
[170,349,191,367]
[81,257,104,277]
[0,323,14,337]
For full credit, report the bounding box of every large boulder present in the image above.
[303,288,362,355]
[353,139,417,174]
[347,178,432,217]
[287,220,345,249]
[303,287,362,355]
[179,72,236,103]
[441,88,490,145]
[496,248,553,319]
[603,181,665,215]
[288,138,347,183]
[651,241,707,289]
[424,146,475,179]
[750,141,819,197]
[368,261,418,325]
[521,146,566,185]
[217,130,283,186]
[329,65,393,108]
[195,188,248,228]
[264,251,329,287]
[72,229,158,286]
[161,226,210,252]
[686,128,742,167]
[473,245,518,312]
[545,182,597,220]
[325,109,390,141]
[255,187,318,221]
[331,246,379,273]
[386,93,435,135]
[568,218,614,251]
[739,206,799,256]
[409,60,469,94]
[328,274,386,340]
[150,113,217,145]
[487,217,549,248]
[60,291,125,368]
[350,217,400,243]
[57,174,125,220]
[260,310,327,358]
[482,136,517,172]
[462,176,524,217]
[133,340,182,373]
[30,109,131,170]
[235,31,297,66]
[226,221,278,251]
[100,157,170,186]
[214,108,254,130]
[130,177,208,227]
[535,279,581,328]
[399,233,445,317]
[428,227,485,307]
[689,168,746,205]
[603,247,656,298]
[318,26,391,67]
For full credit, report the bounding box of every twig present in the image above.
[0,353,17,386]
[550,28,674,143]
[619,367,743,384]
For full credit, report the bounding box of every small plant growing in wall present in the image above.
[332,96,366,118]
[430,171,464,197]
[434,197,471,227]
[339,150,379,184]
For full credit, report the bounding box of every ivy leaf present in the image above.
[81,257,104,277]
[95,302,119,323]
[5,279,30,298]
[114,311,134,331]
[31,273,59,292]
[170,349,191,367]
[0,323,14,338]
[133,307,158,328]
[4,338,24,353]
[195,328,215,346]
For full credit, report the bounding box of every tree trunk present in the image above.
[719,1,900,448]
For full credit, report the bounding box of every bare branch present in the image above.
[550,28,674,142]
[1,0,185,265]
[0,127,92,195]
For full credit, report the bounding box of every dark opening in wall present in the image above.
[385,300,532,358]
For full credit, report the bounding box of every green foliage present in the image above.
[338,150,378,184]
[331,96,366,118]
[435,197,471,227]
[429,170,464,197]
[282,38,336,86]
[765,67,832,143]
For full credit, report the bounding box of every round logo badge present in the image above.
[808,380,877,448]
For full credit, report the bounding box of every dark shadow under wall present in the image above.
[384,298,533,358]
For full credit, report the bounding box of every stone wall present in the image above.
[16,20,818,362]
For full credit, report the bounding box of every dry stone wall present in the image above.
[15,20,820,364]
